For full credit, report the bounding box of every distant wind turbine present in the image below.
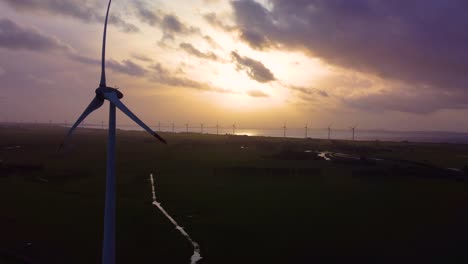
[158,121,161,132]
[201,123,204,134]
[232,123,236,135]
[350,124,358,141]
[282,123,287,137]
[185,122,189,133]
[328,123,333,140]
[304,123,308,138]
[216,121,219,135]
[59,1,167,264]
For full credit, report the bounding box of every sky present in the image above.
[1,0,468,132]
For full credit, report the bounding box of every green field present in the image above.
[1,126,468,264]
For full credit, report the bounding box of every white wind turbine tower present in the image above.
[328,123,333,140]
[304,123,308,138]
[350,124,358,141]
[59,1,167,263]
[232,123,236,135]
[282,122,287,138]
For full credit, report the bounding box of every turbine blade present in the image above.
[59,96,104,151]
[103,92,167,144]
[100,0,112,87]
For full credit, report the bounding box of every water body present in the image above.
[149,173,202,264]
[317,151,331,161]
[74,123,468,144]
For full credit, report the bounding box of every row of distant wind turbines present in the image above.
[54,120,360,140]
[53,120,360,140]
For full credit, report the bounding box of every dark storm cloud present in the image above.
[150,64,232,93]
[247,90,269,98]
[231,51,275,83]
[0,18,72,52]
[1,0,139,33]
[231,0,468,93]
[179,42,218,61]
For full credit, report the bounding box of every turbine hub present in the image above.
[96,86,124,100]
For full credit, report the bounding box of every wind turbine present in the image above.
[350,124,358,141]
[216,121,219,135]
[185,122,189,133]
[282,123,287,138]
[232,123,236,135]
[304,123,308,138]
[201,123,204,134]
[327,123,333,140]
[157,121,161,132]
[59,1,167,264]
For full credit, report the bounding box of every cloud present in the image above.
[107,59,146,76]
[231,0,468,94]
[132,1,201,40]
[247,90,269,98]
[203,35,221,49]
[203,12,236,31]
[203,12,271,50]
[202,0,221,4]
[107,14,139,33]
[68,53,146,77]
[231,51,275,83]
[239,29,272,50]
[132,53,153,62]
[161,14,200,40]
[343,89,468,114]
[179,42,218,61]
[289,85,329,98]
[134,0,160,26]
[150,64,232,93]
[0,18,72,52]
[1,0,139,33]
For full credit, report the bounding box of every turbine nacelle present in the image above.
[96,87,123,99]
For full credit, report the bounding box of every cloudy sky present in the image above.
[1,0,468,131]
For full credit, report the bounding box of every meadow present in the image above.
[1,125,468,264]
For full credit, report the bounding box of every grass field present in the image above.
[1,125,468,264]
